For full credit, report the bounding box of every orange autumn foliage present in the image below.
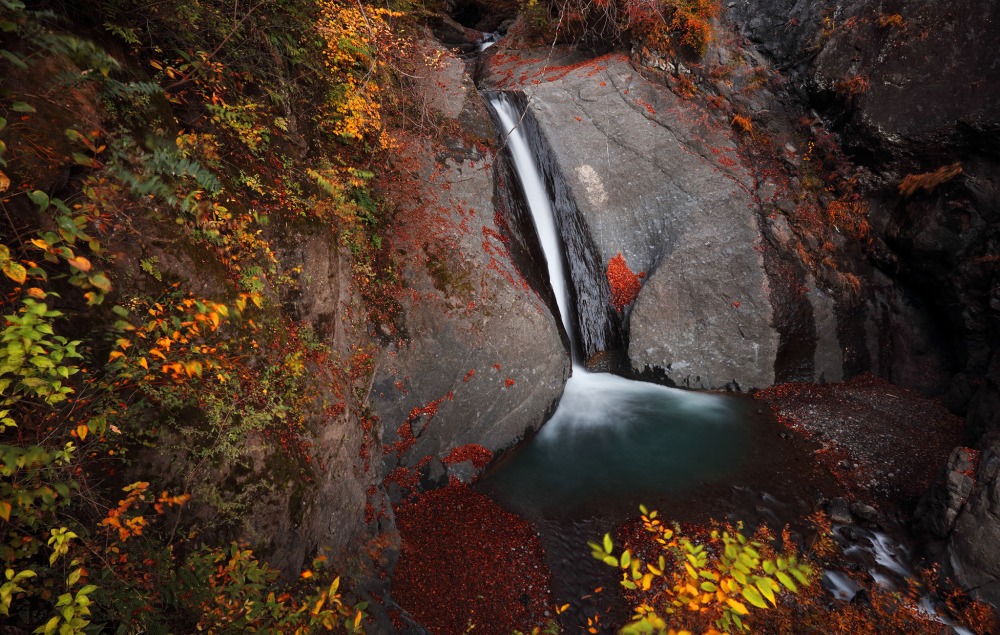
[898,162,963,198]
[316,0,403,148]
[607,253,644,312]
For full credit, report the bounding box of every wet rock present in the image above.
[732,0,1000,408]
[483,52,781,389]
[966,371,1000,441]
[445,460,477,484]
[849,501,879,524]
[828,497,853,525]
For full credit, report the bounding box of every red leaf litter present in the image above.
[442,444,493,470]
[607,253,643,312]
[392,484,552,635]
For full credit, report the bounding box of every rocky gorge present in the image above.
[0,0,998,632]
[383,0,1000,627]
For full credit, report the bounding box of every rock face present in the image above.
[916,437,1000,605]
[731,0,1000,602]
[732,0,1000,155]
[733,0,1000,399]
[370,35,570,490]
[482,49,860,390]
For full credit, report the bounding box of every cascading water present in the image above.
[490,93,579,362]
[482,93,750,518]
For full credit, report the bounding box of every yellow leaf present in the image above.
[138,357,148,370]
[300,570,313,579]
[726,598,750,616]
[77,424,88,440]
[0,500,11,521]
[3,261,26,284]
[108,351,125,361]
[354,610,363,628]
[66,256,92,272]
[0,169,9,193]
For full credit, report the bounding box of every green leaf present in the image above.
[775,570,798,592]
[89,272,111,292]
[28,190,49,210]
[1,50,26,70]
[621,550,631,569]
[72,152,98,168]
[602,555,619,568]
[756,577,777,606]
[790,567,810,586]
[11,101,34,113]
[40,615,60,635]
[732,567,747,586]
[742,585,768,609]
[603,533,613,553]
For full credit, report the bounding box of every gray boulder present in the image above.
[917,434,1000,605]
[371,35,570,482]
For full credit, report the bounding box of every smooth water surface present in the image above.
[479,369,750,517]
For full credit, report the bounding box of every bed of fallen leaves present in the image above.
[391,483,553,634]
[756,373,963,513]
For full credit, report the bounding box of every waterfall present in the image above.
[483,89,752,515]
[490,93,580,363]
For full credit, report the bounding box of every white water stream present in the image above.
[490,94,577,359]
[489,92,733,413]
